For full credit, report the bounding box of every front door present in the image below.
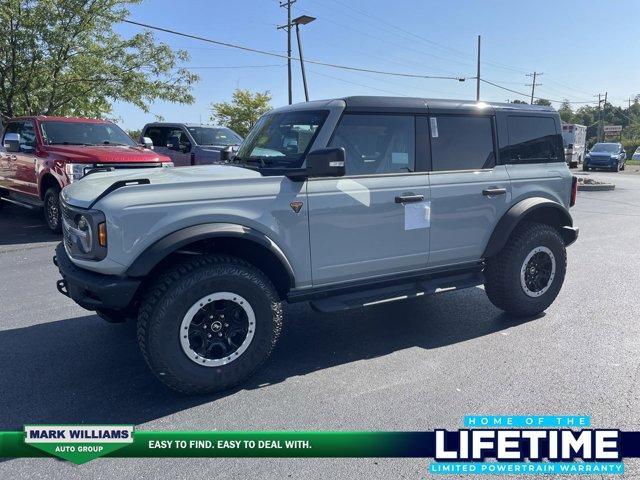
[426,114,511,267]
[307,114,430,286]
[145,126,192,166]
[0,120,38,196]
[12,119,39,196]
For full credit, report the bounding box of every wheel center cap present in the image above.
[530,266,536,274]
[211,320,223,332]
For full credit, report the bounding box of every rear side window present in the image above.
[508,116,562,163]
[429,116,495,171]
[328,114,415,175]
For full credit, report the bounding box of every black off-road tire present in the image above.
[137,255,283,394]
[44,186,62,233]
[484,222,567,318]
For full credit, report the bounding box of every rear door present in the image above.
[427,114,512,267]
[307,113,430,285]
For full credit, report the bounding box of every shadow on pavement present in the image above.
[0,287,539,431]
[0,203,59,247]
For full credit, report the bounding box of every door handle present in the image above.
[482,188,507,196]
[395,194,424,204]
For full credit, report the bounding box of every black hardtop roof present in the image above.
[342,96,556,114]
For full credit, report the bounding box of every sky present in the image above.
[112,0,640,130]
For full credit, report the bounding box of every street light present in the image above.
[291,15,315,102]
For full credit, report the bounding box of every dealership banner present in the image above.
[1,416,639,472]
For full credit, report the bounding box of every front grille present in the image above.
[61,202,75,251]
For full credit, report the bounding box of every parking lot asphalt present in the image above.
[1,169,639,479]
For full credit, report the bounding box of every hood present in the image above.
[45,144,170,163]
[61,164,262,209]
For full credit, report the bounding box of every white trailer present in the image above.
[561,123,587,168]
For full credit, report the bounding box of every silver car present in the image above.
[55,97,579,394]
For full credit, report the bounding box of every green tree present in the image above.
[558,100,574,123]
[126,129,141,141]
[533,98,552,106]
[210,89,272,137]
[0,0,198,120]
[511,99,527,104]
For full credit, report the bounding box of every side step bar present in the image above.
[0,195,41,210]
[309,271,484,313]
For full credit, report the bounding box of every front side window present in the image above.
[40,121,136,147]
[508,116,562,163]
[329,114,415,175]
[237,110,327,168]
[2,121,37,151]
[429,116,495,171]
[187,127,242,146]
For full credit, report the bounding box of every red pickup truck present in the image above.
[0,116,172,232]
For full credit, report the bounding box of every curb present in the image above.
[577,183,615,191]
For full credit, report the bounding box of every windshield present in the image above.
[187,126,242,146]
[236,110,328,168]
[591,143,619,153]
[40,121,136,146]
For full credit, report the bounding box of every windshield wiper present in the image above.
[97,141,128,146]
[48,141,93,146]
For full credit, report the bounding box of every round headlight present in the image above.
[76,215,93,253]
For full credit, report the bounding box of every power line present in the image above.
[480,79,597,104]
[317,0,529,74]
[186,64,286,69]
[121,18,470,81]
[307,68,409,97]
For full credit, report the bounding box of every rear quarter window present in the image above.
[508,115,563,163]
[429,115,495,171]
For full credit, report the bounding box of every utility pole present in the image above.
[277,0,296,105]
[595,93,608,142]
[476,35,481,101]
[525,72,543,104]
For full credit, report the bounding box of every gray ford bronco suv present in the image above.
[54,97,579,394]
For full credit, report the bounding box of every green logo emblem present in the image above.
[24,425,134,464]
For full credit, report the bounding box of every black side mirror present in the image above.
[305,147,346,178]
[219,145,234,163]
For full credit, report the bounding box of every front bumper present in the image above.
[585,157,617,168]
[54,243,140,311]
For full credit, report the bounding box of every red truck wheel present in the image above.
[44,187,62,233]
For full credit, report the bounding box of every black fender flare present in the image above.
[483,197,576,258]
[125,223,295,289]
